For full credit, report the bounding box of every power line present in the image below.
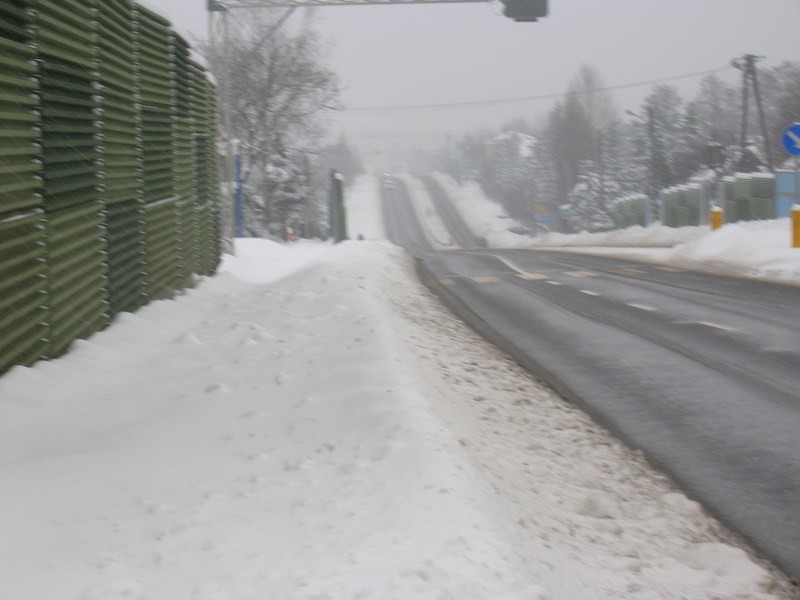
[333,65,734,115]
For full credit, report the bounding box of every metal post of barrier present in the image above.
[235,142,244,238]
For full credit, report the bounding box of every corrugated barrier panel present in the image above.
[0,209,49,372]
[0,1,41,217]
[45,201,109,357]
[0,1,220,375]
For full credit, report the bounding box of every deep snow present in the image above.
[0,176,798,598]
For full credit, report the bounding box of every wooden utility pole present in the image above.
[733,54,773,171]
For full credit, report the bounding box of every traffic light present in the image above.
[502,0,547,22]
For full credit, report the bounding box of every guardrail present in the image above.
[0,0,220,375]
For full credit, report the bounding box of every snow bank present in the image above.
[0,241,533,599]
[530,224,707,248]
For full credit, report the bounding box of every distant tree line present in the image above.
[440,61,800,232]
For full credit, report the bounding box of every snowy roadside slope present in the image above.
[396,173,455,250]
[371,243,794,600]
[431,173,800,285]
[430,172,533,248]
[0,239,794,598]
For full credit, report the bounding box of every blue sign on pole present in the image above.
[782,123,800,156]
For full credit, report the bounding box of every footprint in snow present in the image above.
[173,332,202,345]
[204,383,231,394]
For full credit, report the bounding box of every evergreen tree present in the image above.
[567,161,615,232]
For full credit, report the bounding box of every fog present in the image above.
[161,0,800,164]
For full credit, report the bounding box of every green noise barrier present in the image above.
[0,210,49,373]
[0,0,220,375]
[0,0,40,217]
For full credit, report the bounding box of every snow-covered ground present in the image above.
[0,176,798,599]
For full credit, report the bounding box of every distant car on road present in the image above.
[381,172,396,190]
[508,225,532,236]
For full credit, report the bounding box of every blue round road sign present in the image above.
[782,123,800,156]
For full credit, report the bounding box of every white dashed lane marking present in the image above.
[627,303,657,312]
[492,255,550,281]
[697,321,739,332]
[579,289,600,296]
[565,271,598,278]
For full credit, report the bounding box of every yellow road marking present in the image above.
[654,266,685,272]
[618,267,647,274]
[492,255,549,281]
[565,270,598,278]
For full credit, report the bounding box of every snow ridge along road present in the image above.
[389,174,800,588]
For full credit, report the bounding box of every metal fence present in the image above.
[0,0,221,375]
[606,172,778,230]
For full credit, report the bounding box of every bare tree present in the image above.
[207,10,340,237]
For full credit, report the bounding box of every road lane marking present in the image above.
[546,280,563,286]
[697,321,739,332]
[627,303,657,312]
[654,266,685,272]
[565,270,598,278]
[579,289,600,296]
[439,278,454,285]
[617,267,647,274]
[472,276,499,284]
[492,255,549,281]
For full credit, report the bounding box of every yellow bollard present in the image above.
[710,206,724,231]
[793,205,800,248]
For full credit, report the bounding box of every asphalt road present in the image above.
[384,176,800,580]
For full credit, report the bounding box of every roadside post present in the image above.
[234,140,244,238]
[710,206,724,231]
[704,141,724,227]
[329,170,347,243]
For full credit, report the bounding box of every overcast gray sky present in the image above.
[159,0,800,162]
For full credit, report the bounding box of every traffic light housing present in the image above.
[502,0,547,22]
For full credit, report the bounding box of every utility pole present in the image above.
[732,54,773,171]
[627,108,661,222]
